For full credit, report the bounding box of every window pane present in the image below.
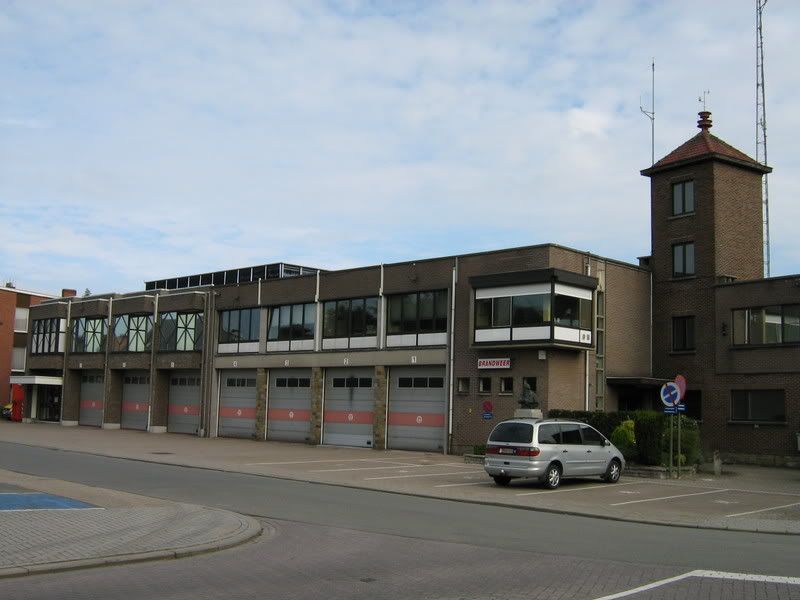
[160,312,177,351]
[428,377,444,388]
[673,244,683,276]
[303,303,316,339]
[364,297,378,336]
[554,295,580,328]
[359,378,372,388]
[493,297,510,327]
[783,305,800,343]
[512,294,547,327]
[581,425,604,446]
[333,378,345,388]
[685,243,695,275]
[350,298,365,337]
[413,377,427,388]
[579,298,592,329]
[433,290,448,331]
[732,309,748,344]
[684,181,694,212]
[764,306,782,344]
[673,183,682,215]
[268,308,280,341]
[749,308,766,345]
[537,424,559,444]
[388,296,403,335]
[475,298,492,329]
[750,390,785,422]
[291,304,304,339]
[560,424,582,444]
[336,300,350,338]
[402,293,418,334]
[398,377,412,388]
[418,292,434,332]
[489,422,533,444]
[279,305,292,341]
[240,309,251,343]
[323,302,337,338]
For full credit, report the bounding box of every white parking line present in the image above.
[245,458,411,466]
[516,481,644,497]
[311,463,454,473]
[726,502,800,518]
[434,482,489,488]
[364,471,484,481]
[610,488,728,506]
[593,569,800,599]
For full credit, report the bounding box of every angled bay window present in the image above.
[267,303,316,351]
[218,307,260,353]
[322,297,378,350]
[31,318,66,354]
[112,314,154,352]
[159,312,203,352]
[732,304,800,346]
[72,317,107,353]
[387,290,447,347]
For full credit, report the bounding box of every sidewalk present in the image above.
[1,421,799,538]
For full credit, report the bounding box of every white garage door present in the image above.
[267,369,312,443]
[218,370,257,438]
[168,370,201,435]
[79,371,104,427]
[121,371,150,431]
[323,367,374,448]
[387,366,446,452]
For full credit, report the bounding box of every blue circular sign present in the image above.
[482,412,493,420]
[660,382,681,407]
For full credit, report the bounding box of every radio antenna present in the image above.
[640,59,655,165]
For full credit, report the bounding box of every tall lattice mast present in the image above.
[756,0,770,277]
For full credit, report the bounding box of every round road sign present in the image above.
[660,382,681,407]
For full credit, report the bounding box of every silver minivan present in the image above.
[484,418,625,488]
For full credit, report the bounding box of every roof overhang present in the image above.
[606,376,669,388]
[469,268,598,290]
[9,375,63,386]
[641,153,772,177]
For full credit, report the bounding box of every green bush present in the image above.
[610,420,637,461]
[662,415,702,466]
[634,412,665,465]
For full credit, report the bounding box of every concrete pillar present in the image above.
[373,366,388,450]
[255,368,268,441]
[103,370,122,428]
[62,369,81,423]
[149,370,170,432]
[309,367,324,445]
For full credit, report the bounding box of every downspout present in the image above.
[584,257,591,412]
[103,297,113,427]
[147,292,159,431]
[378,264,385,350]
[649,271,653,376]
[60,298,72,424]
[447,258,457,453]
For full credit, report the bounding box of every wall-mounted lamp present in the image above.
[721,322,728,336]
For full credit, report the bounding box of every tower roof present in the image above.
[641,111,772,176]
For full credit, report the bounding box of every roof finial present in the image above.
[697,110,712,131]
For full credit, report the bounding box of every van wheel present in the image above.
[492,476,511,487]
[603,459,621,483]
[543,463,561,489]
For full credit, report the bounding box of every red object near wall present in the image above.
[11,384,24,422]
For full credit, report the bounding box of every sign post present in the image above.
[660,381,681,478]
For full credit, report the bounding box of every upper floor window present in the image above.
[31,318,65,354]
[387,290,447,335]
[112,314,153,352]
[672,316,695,351]
[732,304,800,346]
[323,297,378,339]
[730,389,785,423]
[672,180,695,215]
[475,294,551,329]
[553,294,592,329]
[14,307,29,332]
[268,303,316,342]
[72,317,107,353]
[160,312,203,352]
[672,242,695,277]
[219,308,260,344]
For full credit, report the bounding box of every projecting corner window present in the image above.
[672,180,695,216]
[672,242,695,278]
[672,316,695,351]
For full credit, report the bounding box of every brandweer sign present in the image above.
[477,358,511,369]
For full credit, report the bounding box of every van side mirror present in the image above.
[603,439,611,447]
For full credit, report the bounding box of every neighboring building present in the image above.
[1,285,71,411]
[17,112,800,465]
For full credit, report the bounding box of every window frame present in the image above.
[731,304,800,347]
[71,316,108,353]
[267,302,316,343]
[672,180,695,216]
[322,297,378,340]
[386,290,448,336]
[671,315,696,352]
[730,389,786,424]
[672,242,696,278]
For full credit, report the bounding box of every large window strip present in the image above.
[732,304,800,346]
[112,314,154,352]
[31,318,64,354]
[730,389,785,423]
[268,303,316,342]
[322,297,378,339]
[72,317,107,353]
[160,312,203,352]
[387,290,447,335]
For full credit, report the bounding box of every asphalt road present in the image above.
[1,442,798,599]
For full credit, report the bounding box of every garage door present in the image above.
[79,371,104,427]
[267,369,312,443]
[388,366,447,452]
[218,370,257,438]
[168,370,201,434]
[121,371,150,431]
[323,367,374,448]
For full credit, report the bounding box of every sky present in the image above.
[2,1,799,295]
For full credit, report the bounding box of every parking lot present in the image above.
[1,421,799,534]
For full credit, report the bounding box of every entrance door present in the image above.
[79,371,104,427]
[267,369,312,442]
[121,371,150,431]
[167,371,201,434]
[323,367,374,448]
[387,366,446,452]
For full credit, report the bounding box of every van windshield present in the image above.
[489,422,534,444]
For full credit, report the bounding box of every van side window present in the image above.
[537,424,560,444]
[581,425,604,446]
[560,423,582,444]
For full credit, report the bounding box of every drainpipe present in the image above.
[147,292,159,431]
[585,257,591,412]
[447,258,457,453]
[60,298,72,424]
[649,271,653,376]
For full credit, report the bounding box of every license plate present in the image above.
[498,448,515,455]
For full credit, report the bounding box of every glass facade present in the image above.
[219,308,261,344]
[387,290,447,335]
[160,312,204,351]
[268,303,316,342]
[31,318,63,354]
[475,294,552,329]
[112,314,154,352]
[732,304,800,346]
[322,297,378,338]
[72,317,107,353]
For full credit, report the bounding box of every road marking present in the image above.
[516,481,643,497]
[364,471,483,481]
[726,502,800,518]
[434,482,489,488]
[0,507,105,513]
[310,464,428,472]
[245,458,412,466]
[610,488,728,506]
[635,479,800,498]
[593,569,800,599]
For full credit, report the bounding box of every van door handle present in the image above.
[562,449,568,453]
[586,450,592,453]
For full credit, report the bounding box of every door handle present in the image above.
[562,449,568,453]
[587,450,592,453]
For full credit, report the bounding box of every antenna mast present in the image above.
[640,59,655,165]
[756,0,770,277]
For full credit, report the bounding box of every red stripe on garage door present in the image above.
[323,410,374,424]
[80,400,102,409]
[219,407,257,419]
[122,402,149,413]
[387,413,446,427]
[267,408,311,422]
[169,405,201,416]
